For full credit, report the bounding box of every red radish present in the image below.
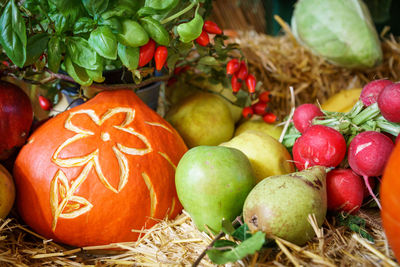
[293,103,323,133]
[348,131,394,209]
[293,125,346,171]
[377,82,400,122]
[360,79,393,107]
[326,169,364,213]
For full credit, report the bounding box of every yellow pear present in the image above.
[220,130,294,183]
[235,119,283,140]
[166,92,235,148]
[321,88,362,113]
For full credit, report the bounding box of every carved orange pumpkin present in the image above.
[13,90,187,247]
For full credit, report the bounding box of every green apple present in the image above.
[175,146,256,233]
[220,130,294,183]
[165,92,235,148]
[235,119,283,140]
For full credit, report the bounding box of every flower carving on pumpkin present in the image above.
[50,107,154,231]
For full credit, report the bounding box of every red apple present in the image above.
[0,81,33,160]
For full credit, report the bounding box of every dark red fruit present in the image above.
[226,59,240,76]
[195,30,210,47]
[252,101,268,116]
[0,81,33,160]
[242,106,253,119]
[262,112,277,123]
[38,95,52,111]
[203,21,222,35]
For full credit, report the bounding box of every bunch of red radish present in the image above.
[291,79,400,214]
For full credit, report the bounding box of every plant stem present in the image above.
[161,1,197,24]
[352,103,380,125]
[87,74,172,92]
[192,231,224,267]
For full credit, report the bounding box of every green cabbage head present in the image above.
[291,0,382,69]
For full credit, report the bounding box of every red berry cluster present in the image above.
[226,59,256,94]
[196,21,223,47]
[139,39,168,71]
[242,91,277,123]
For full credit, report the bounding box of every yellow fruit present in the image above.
[0,164,15,219]
[220,130,295,183]
[321,88,362,113]
[235,119,283,140]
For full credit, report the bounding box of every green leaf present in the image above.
[232,224,253,242]
[206,231,265,265]
[0,0,27,67]
[166,49,179,73]
[66,37,101,70]
[198,56,219,66]
[73,17,97,34]
[221,218,235,235]
[118,20,149,47]
[213,240,237,248]
[144,0,179,11]
[64,56,93,86]
[140,16,170,46]
[86,66,105,83]
[117,43,139,71]
[88,26,117,60]
[82,0,109,17]
[101,0,141,20]
[176,11,203,43]
[337,214,374,243]
[98,17,122,33]
[47,36,62,72]
[25,33,50,66]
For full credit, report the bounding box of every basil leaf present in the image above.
[140,16,170,46]
[88,26,117,60]
[47,36,62,72]
[177,11,203,43]
[25,33,50,66]
[86,66,105,83]
[118,20,149,47]
[49,0,86,33]
[66,37,101,70]
[117,43,139,71]
[82,0,109,17]
[64,56,93,86]
[98,17,122,34]
[144,0,179,11]
[73,17,97,34]
[0,0,27,67]
[101,0,141,20]
[206,231,265,264]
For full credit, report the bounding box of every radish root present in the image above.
[363,175,381,209]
